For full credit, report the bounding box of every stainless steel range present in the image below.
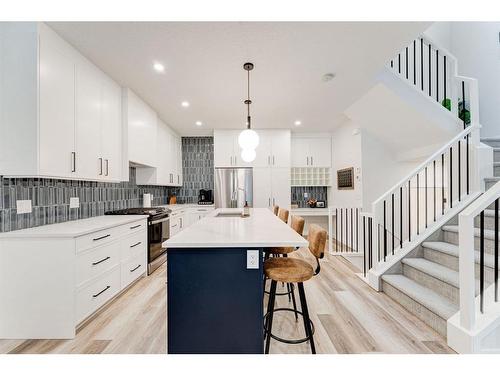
[105,207,171,275]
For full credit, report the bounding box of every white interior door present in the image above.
[38,35,76,178]
[252,167,272,208]
[271,167,291,209]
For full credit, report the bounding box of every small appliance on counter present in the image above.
[198,189,214,205]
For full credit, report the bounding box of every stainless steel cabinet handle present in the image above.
[93,234,110,242]
[92,256,110,266]
[130,224,141,230]
[105,159,109,176]
[268,156,270,165]
[99,158,103,175]
[269,197,271,206]
[130,241,142,248]
[92,285,110,298]
[306,156,309,166]
[273,197,275,205]
[71,152,76,172]
[130,265,141,273]
[180,217,183,228]
[171,224,178,228]
[310,156,313,165]
[273,155,275,165]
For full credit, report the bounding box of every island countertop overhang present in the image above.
[162,208,309,248]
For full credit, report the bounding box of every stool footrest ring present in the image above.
[263,308,315,345]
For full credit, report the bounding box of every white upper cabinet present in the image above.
[291,135,331,167]
[125,89,157,168]
[38,28,76,178]
[0,23,123,181]
[214,129,290,168]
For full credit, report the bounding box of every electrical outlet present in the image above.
[16,200,32,214]
[69,197,80,209]
[246,250,259,269]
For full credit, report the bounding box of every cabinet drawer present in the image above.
[76,241,121,287]
[120,230,147,261]
[75,219,146,253]
[121,253,146,289]
[76,266,120,324]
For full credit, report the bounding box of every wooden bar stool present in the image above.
[263,224,327,354]
[272,205,279,216]
[277,208,289,223]
[263,215,305,319]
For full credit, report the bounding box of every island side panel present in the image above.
[167,247,263,354]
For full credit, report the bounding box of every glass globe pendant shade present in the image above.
[241,148,256,163]
[238,129,259,150]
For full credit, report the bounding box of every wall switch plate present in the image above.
[246,250,259,269]
[16,200,32,214]
[69,197,80,209]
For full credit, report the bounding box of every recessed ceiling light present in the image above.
[322,73,335,82]
[294,120,302,126]
[153,62,165,73]
[195,121,203,126]
[181,101,190,108]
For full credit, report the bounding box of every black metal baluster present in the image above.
[351,208,354,252]
[462,81,466,129]
[356,208,359,252]
[436,50,439,102]
[433,160,436,222]
[450,146,453,209]
[340,208,343,252]
[495,199,499,302]
[428,43,432,97]
[391,193,395,255]
[420,38,424,91]
[442,153,445,215]
[443,55,447,108]
[368,217,373,269]
[383,200,387,261]
[346,208,349,251]
[400,186,403,249]
[363,216,367,276]
[398,53,401,74]
[405,47,409,79]
[425,167,428,228]
[458,140,462,201]
[335,208,338,251]
[408,179,411,242]
[417,173,420,235]
[480,211,485,313]
[413,40,416,85]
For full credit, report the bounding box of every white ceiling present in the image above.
[48,22,430,136]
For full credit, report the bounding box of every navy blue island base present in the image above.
[167,247,264,354]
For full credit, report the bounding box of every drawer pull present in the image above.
[92,256,110,266]
[130,224,141,230]
[171,224,178,228]
[92,285,110,298]
[130,241,142,248]
[130,265,141,273]
[93,234,111,242]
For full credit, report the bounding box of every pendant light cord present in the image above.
[247,68,251,129]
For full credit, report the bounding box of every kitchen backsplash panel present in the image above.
[0,167,179,233]
[177,137,214,204]
[291,186,328,208]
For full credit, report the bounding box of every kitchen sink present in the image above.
[215,212,244,218]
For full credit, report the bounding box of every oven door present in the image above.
[148,215,170,274]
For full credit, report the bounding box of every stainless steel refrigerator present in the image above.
[214,167,253,208]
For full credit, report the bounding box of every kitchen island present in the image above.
[163,208,308,354]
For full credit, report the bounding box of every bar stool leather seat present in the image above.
[264,257,314,283]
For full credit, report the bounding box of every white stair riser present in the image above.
[402,263,460,305]
[475,215,500,231]
[482,140,500,148]
[494,150,500,163]
[382,281,447,337]
[443,230,498,255]
[423,248,496,283]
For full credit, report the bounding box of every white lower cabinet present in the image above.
[0,217,147,339]
[169,206,214,237]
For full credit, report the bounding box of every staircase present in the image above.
[381,140,498,338]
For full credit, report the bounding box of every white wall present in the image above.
[331,120,363,209]
[426,22,500,138]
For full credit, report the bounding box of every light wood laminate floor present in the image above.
[0,246,454,354]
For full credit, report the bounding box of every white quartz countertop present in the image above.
[0,215,148,239]
[160,203,215,212]
[291,208,333,216]
[163,208,308,248]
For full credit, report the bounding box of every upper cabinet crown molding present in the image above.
[0,22,123,182]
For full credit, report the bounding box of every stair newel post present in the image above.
[458,212,476,331]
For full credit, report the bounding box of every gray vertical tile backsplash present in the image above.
[0,167,179,233]
[177,137,214,204]
[291,186,328,208]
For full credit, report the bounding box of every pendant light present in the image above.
[239,62,259,162]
